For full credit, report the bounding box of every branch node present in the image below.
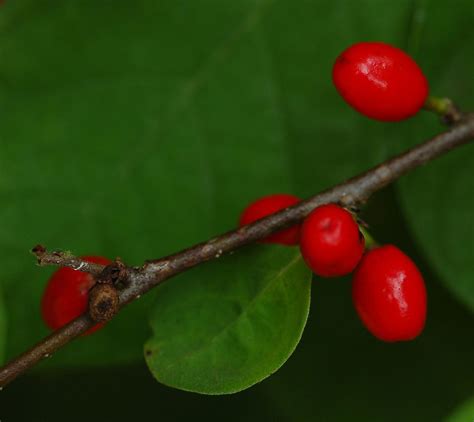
[89,284,119,322]
[96,258,129,288]
[339,193,355,207]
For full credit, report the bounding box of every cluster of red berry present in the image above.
[240,41,430,341]
[240,197,426,342]
[41,42,429,342]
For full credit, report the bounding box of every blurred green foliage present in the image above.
[446,395,474,422]
[0,0,473,420]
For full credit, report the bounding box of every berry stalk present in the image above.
[359,227,379,250]
[423,96,463,124]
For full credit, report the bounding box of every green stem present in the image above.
[360,227,379,250]
[423,96,462,124]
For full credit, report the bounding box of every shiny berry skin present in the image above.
[352,245,427,342]
[239,194,301,245]
[299,204,365,277]
[41,255,111,335]
[332,42,429,121]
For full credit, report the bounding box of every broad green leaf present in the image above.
[0,0,416,367]
[392,1,474,311]
[145,246,311,394]
[446,395,474,422]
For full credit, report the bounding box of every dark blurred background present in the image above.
[0,1,473,421]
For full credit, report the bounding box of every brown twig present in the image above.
[1,113,473,388]
[32,245,105,276]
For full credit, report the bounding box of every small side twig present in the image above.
[32,245,105,276]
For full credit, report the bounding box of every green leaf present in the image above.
[446,395,474,422]
[0,0,416,367]
[145,245,311,394]
[393,1,474,312]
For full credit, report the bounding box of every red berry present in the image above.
[41,255,111,335]
[332,42,429,121]
[352,245,427,342]
[299,204,364,277]
[239,194,301,245]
